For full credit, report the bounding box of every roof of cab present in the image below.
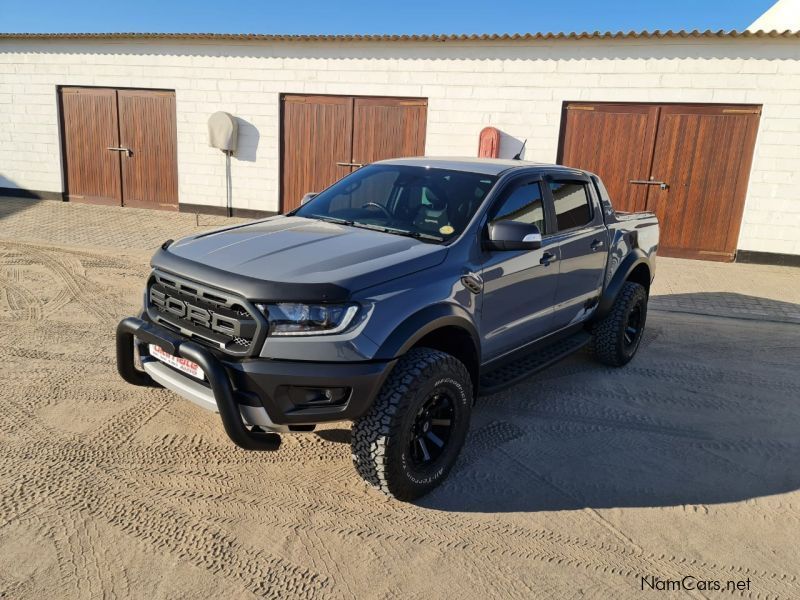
[372,157,585,177]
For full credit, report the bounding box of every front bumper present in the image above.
[116,317,395,449]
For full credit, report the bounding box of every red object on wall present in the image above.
[478,126,500,158]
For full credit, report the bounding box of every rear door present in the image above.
[479,176,560,361]
[546,177,608,330]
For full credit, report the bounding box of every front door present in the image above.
[280,94,427,212]
[480,178,560,361]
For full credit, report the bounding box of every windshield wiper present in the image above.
[307,215,445,242]
[307,214,354,226]
[349,222,444,242]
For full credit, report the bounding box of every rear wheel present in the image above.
[591,281,648,367]
[351,348,472,501]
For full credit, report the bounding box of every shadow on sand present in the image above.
[318,300,800,513]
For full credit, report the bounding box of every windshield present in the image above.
[294,164,498,242]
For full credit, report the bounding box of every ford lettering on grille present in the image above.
[146,272,262,356]
[150,288,243,337]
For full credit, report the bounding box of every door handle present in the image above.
[107,146,132,157]
[629,179,668,190]
[539,252,557,266]
[335,162,364,168]
[460,273,483,295]
[590,239,605,251]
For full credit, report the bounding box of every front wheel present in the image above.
[351,348,473,501]
[591,281,648,367]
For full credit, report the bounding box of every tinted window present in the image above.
[328,169,398,213]
[295,164,498,241]
[591,175,615,217]
[491,182,545,233]
[550,181,592,230]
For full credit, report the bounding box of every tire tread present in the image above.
[591,281,647,367]
[351,347,471,500]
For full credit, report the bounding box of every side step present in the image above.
[478,330,592,395]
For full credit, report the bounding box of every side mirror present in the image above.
[300,192,317,206]
[486,222,542,251]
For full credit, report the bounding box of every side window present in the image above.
[491,181,546,233]
[591,175,615,217]
[550,181,592,230]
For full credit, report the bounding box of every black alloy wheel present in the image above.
[624,302,644,348]
[409,390,455,466]
[591,281,649,367]
[351,347,473,501]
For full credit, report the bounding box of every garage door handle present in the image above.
[108,146,133,157]
[335,162,364,168]
[630,179,668,190]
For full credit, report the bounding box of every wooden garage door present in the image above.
[558,103,760,261]
[351,97,427,164]
[646,106,760,261]
[60,88,123,205]
[559,104,659,214]
[281,95,427,212]
[281,95,354,215]
[117,90,179,210]
[60,87,178,210]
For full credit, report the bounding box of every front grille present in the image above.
[145,271,264,356]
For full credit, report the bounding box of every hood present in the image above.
[151,216,448,302]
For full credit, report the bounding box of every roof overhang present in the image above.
[0,30,799,43]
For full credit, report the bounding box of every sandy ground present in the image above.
[1,200,800,599]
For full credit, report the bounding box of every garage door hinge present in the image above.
[722,108,760,114]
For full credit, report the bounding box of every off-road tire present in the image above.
[351,347,473,501]
[591,281,648,367]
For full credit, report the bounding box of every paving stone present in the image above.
[0,196,247,252]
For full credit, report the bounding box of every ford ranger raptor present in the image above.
[117,158,659,500]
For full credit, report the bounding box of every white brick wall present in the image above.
[1,37,799,255]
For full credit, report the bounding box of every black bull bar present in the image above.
[116,316,281,451]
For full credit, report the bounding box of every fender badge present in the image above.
[439,225,455,235]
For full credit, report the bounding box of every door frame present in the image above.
[57,85,179,209]
[556,101,762,261]
[278,93,428,213]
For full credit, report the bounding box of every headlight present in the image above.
[258,303,359,336]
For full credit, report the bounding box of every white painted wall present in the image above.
[749,0,800,32]
[1,37,799,255]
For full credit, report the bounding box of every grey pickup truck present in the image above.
[117,158,658,500]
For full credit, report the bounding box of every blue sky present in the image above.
[0,0,776,34]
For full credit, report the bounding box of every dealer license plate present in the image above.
[149,344,205,380]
